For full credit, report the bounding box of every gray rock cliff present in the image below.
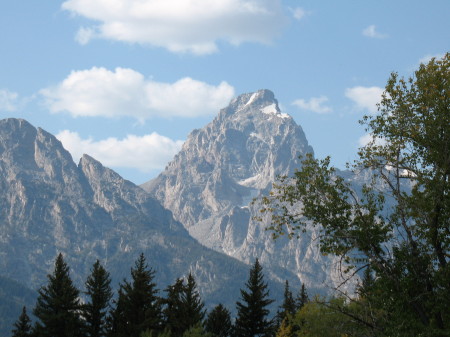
[0,118,260,312]
[143,90,353,293]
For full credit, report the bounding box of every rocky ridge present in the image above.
[143,89,353,293]
[0,118,258,313]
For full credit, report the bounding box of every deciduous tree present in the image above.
[260,53,450,336]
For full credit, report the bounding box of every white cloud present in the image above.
[292,96,332,114]
[40,67,235,120]
[345,86,384,113]
[290,7,308,21]
[0,89,19,112]
[62,0,287,54]
[362,25,387,39]
[56,130,183,172]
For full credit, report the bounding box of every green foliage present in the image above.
[109,253,162,337]
[293,297,374,337]
[162,273,205,336]
[234,259,274,337]
[83,260,113,337]
[295,284,308,312]
[275,318,294,337]
[259,53,450,336]
[182,323,210,337]
[275,281,295,327]
[33,253,84,337]
[11,306,32,337]
[204,304,232,337]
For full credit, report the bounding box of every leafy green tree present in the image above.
[109,253,162,337]
[275,318,294,337]
[293,298,370,337]
[234,259,274,337]
[83,260,113,337]
[204,304,232,337]
[260,54,450,336]
[11,306,32,337]
[33,253,84,337]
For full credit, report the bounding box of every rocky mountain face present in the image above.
[0,118,260,316]
[143,89,353,293]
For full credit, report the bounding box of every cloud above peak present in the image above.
[62,0,287,54]
[40,67,235,120]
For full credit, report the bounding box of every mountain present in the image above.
[0,118,271,323]
[143,89,354,293]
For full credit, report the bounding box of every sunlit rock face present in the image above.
[143,90,355,294]
[0,118,254,311]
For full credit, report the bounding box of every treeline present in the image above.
[11,253,316,337]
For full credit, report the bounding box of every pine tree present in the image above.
[234,259,274,337]
[83,260,113,337]
[33,253,84,337]
[295,284,308,311]
[181,273,205,330]
[109,253,162,337]
[205,304,232,337]
[163,273,205,336]
[162,278,185,336]
[11,306,32,337]
[276,280,296,326]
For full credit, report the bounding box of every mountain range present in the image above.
[0,90,355,334]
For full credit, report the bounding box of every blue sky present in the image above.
[0,0,448,184]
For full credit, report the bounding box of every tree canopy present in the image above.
[260,53,450,336]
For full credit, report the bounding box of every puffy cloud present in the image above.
[292,96,332,114]
[40,67,235,120]
[62,0,287,54]
[0,89,19,112]
[56,130,184,172]
[345,86,384,113]
[362,25,387,39]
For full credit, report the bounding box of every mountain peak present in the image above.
[223,89,290,122]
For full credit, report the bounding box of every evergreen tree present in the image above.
[181,273,205,330]
[205,304,232,337]
[234,259,274,337]
[276,281,295,326]
[295,284,308,311]
[162,278,185,336]
[163,273,205,336]
[33,253,84,337]
[109,253,162,337]
[83,260,113,337]
[11,306,32,337]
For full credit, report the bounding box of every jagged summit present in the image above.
[0,117,257,315]
[143,90,349,293]
[217,89,290,124]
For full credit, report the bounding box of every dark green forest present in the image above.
[11,253,303,337]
